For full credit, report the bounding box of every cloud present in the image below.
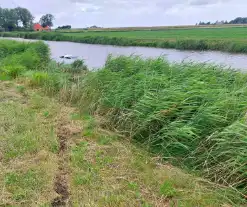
[189,0,217,6]
[1,0,247,27]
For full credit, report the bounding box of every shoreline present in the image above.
[2,31,247,54]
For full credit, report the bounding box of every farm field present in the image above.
[58,23,247,32]
[3,26,247,53]
[61,27,247,41]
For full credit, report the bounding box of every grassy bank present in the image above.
[75,55,247,194]
[0,39,247,205]
[2,81,244,206]
[2,27,247,53]
[0,39,50,81]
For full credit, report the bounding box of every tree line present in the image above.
[0,7,33,31]
[57,25,71,30]
[0,6,55,31]
[197,17,247,25]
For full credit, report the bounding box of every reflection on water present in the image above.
[2,37,247,70]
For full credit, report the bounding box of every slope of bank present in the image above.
[1,81,244,206]
[77,55,247,195]
[0,39,246,205]
[2,30,247,54]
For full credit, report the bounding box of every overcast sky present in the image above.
[1,0,247,28]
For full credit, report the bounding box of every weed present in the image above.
[71,142,88,168]
[16,85,26,94]
[30,94,46,109]
[82,114,94,121]
[71,59,88,72]
[70,112,81,120]
[73,172,92,186]
[83,129,94,137]
[30,71,49,86]
[0,73,11,80]
[128,182,139,191]
[4,169,46,202]
[43,111,50,117]
[97,135,113,145]
[160,181,177,197]
[1,64,26,78]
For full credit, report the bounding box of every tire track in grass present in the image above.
[51,111,81,206]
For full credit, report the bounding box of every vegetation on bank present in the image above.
[2,27,247,53]
[2,81,243,206]
[78,56,247,195]
[197,17,247,25]
[0,39,247,205]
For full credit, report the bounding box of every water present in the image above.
[2,37,247,70]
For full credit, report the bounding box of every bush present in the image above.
[72,59,83,68]
[0,40,28,59]
[29,41,50,64]
[70,59,88,73]
[18,49,41,69]
[0,40,50,69]
[29,71,49,86]
[1,64,26,78]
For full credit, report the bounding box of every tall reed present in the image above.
[76,56,247,195]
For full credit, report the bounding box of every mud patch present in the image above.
[57,125,81,153]
[51,173,69,206]
[52,123,81,206]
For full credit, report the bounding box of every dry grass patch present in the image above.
[0,82,61,206]
[69,117,242,207]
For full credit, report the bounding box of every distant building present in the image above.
[33,23,51,31]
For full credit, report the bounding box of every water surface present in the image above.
[3,37,247,70]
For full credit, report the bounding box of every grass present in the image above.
[69,115,244,207]
[75,55,247,195]
[61,27,247,41]
[3,27,247,53]
[62,24,247,32]
[0,39,246,205]
[0,82,59,205]
[1,81,242,206]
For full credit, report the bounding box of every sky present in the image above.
[1,0,247,28]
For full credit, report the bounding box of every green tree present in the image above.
[0,7,33,31]
[0,8,18,31]
[14,7,34,28]
[0,7,4,28]
[39,14,54,27]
